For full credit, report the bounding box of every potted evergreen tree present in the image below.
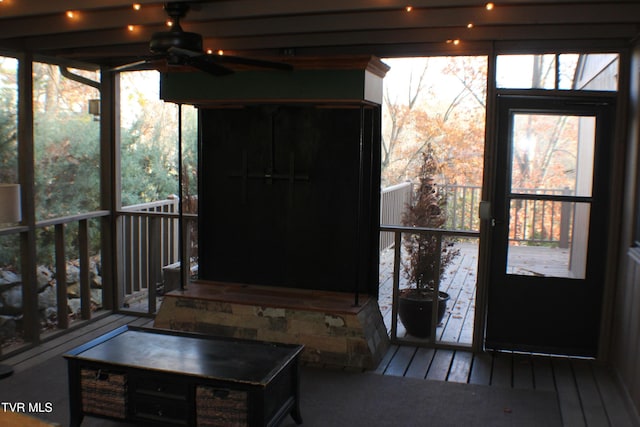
[398,145,458,338]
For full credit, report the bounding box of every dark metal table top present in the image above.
[64,326,303,385]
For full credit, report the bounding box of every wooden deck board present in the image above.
[469,352,493,385]
[491,351,513,387]
[592,363,636,427]
[373,344,398,375]
[439,251,476,344]
[447,350,473,383]
[426,349,454,381]
[533,355,556,392]
[512,353,534,390]
[553,358,587,427]
[384,345,416,377]
[572,360,609,427]
[404,347,434,379]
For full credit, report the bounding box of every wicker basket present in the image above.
[196,385,248,427]
[80,368,127,419]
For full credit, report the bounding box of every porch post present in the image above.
[99,70,121,310]
[17,53,39,342]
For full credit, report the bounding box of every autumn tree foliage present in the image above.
[381,57,487,190]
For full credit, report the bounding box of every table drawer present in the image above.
[133,376,189,400]
[196,386,248,427]
[80,368,127,419]
[132,394,188,426]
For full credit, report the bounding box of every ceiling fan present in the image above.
[112,2,293,76]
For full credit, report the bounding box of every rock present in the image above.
[92,275,102,288]
[1,285,23,314]
[68,298,82,315]
[89,257,101,277]
[0,270,20,285]
[36,265,53,289]
[91,289,102,307]
[38,286,57,310]
[66,283,80,298]
[66,263,80,284]
[43,307,57,322]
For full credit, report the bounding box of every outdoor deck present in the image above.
[378,241,479,346]
[378,241,574,347]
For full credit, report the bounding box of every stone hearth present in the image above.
[154,281,390,370]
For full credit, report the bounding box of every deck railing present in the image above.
[112,183,571,314]
[0,210,110,357]
[117,197,197,314]
[380,182,413,250]
[379,225,480,348]
[442,185,570,247]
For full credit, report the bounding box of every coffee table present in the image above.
[64,326,303,427]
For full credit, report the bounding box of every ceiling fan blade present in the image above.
[166,47,233,76]
[213,54,293,72]
[166,46,203,58]
[110,54,167,72]
[110,60,154,72]
[186,55,234,76]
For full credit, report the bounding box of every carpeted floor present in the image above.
[284,367,561,427]
[0,356,562,427]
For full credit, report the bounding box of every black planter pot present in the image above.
[398,289,450,338]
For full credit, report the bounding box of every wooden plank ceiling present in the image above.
[0,0,637,69]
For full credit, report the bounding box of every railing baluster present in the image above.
[55,224,69,330]
[390,230,402,342]
[124,215,133,296]
[148,216,160,314]
[78,219,91,320]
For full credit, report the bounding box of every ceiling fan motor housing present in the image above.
[149,30,203,55]
[150,2,202,56]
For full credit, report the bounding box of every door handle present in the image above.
[479,201,492,221]
[479,201,503,227]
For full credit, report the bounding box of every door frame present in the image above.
[476,89,619,357]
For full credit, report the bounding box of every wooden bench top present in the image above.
[165,281,372,315]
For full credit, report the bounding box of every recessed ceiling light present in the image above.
[166,20,173,27]
[217,50,225,56]
[127,25,135,32]
[467,23,474,29]
[405,6,413,12]
[132,3,141,11]
[66,10,76,19]
[485,2,495,11]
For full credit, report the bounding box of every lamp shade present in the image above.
[0,184,21,224]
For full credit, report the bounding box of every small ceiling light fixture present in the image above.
[405,5,413,12]
[206,49,213,54]
[166,20,174,27]
[127,25,135,32]
[467,22,474,29]
[66,10,76,19]
[446,39,461,45]
[132,3,141,11]
[485,2,495,11]
[217,49,224,56]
